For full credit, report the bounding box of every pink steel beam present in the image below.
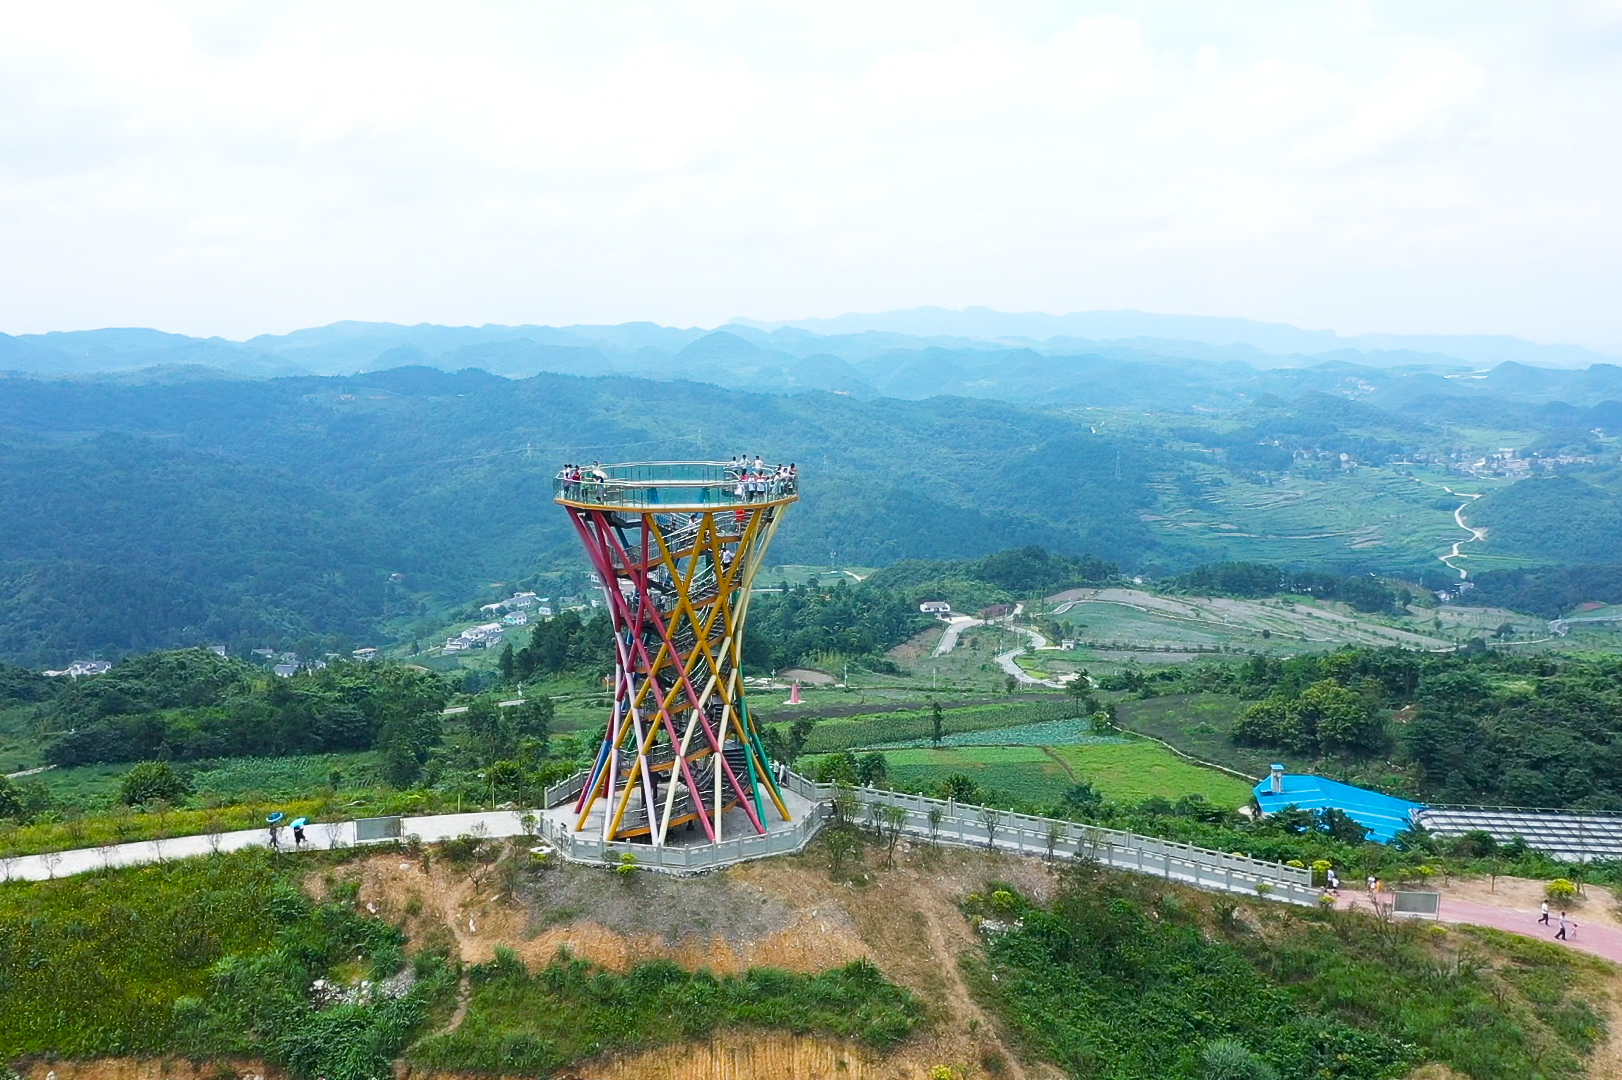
[590,510,765,835]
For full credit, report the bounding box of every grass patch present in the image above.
[1049,741,1255,809]
[873,746,1074,806]
[819,735,1252,810]
[409,951,921,1073]
[0,845,451,1079]
[0,849,287,1055]
[872,718,1127,749]
[1112,692,1283,778]
[790,700,1079,755]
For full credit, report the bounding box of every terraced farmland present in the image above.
[1046,587,1452,653]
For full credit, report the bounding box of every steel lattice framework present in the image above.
[555,462,798,845]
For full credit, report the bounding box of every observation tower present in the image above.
[554,460,798,846]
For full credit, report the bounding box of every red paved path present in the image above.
[1338,894,1622,964]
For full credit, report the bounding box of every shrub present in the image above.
[1200,1039,1279,1080]
[1546,878,1578,902]
[119,760,192,805]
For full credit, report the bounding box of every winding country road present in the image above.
[993,605,1068,688]
[931,615,985,657]
[1438,486,1486,579]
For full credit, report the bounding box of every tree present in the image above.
[876,804,908,868]
[0,775,21,820]
[498,642,516,681]
[465,698,514,765]
[1060,782,1103,818]
[512,697,553,747]
[858,751,889,787]
[1298,679,1383,755]
[826,826,860,879]
[1068,673,1093,716]
[119,760,191,806]
[980,805,1002,850]
[930,700,944,747]
[938,773,979,803]
[1316,807,1370,845]
[816,750,860,785]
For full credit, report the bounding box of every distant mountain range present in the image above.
[2,309,1615,392]
[732,307,1619,370]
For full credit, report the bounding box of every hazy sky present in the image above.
[2,2,1619,349]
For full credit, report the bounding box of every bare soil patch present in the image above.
[1437,874,1622,931]
[888,624,946,661]
[20,1062,278,1080]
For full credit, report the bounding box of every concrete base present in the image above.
[541,784,818,849]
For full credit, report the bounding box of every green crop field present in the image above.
[1147,464,1508,569]
[1048,741,1254,808]
[787,700,1082,755]
[1110,693,1285,779]
[870,736,1253,810]
[879,746,1074,805]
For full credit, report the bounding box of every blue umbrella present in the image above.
[266,811,285,825]
[289,817,308,829]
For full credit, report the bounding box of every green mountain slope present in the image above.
[0,370,1167,664]
[1471,476,1622,564]
[0,433,406,665]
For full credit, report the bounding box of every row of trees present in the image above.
[36,649,451,772]
[1169,561,1408,614]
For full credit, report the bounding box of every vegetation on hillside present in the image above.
[970,869,1608,1080]
[1472,475,1622,565]
[1169,561,1407,613]
[1468,563,1622,618]
[410,951,920,1074]
[0,842,922,1078]
[36,650,449,779]
[1102,648,1622,810]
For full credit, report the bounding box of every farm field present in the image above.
[17,750,384,807]
[873,718,1121,749]
[878,746,1073,806]
[784,700,1080,755]
[1143,463,1509,568]
[1043,588,1453,653]
[1047,740,1254,809]
[1110,693,1284,779]
[854,735,1255,810]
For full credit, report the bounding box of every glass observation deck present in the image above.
[553,460,799,511]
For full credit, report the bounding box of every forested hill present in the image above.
[0,368,1164,665]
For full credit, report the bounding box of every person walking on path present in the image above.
[1557,911,1575,941]
[1327,869,1339,894]
[1540,900,1551,925]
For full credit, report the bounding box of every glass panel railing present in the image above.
[554,461,798,508]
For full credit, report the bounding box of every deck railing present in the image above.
[553,460,797,510]
[529,767,1318,901]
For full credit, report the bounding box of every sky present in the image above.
[1,1,1620,350]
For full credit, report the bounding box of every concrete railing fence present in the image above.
[1,769,1317,905]
[781,773,1319,906]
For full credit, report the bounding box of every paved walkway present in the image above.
[0,811,531,883]
[1338,893,1622,965]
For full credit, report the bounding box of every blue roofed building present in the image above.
[1253,765,1424,844]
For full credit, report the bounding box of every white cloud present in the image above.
[0,1,1617,350]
